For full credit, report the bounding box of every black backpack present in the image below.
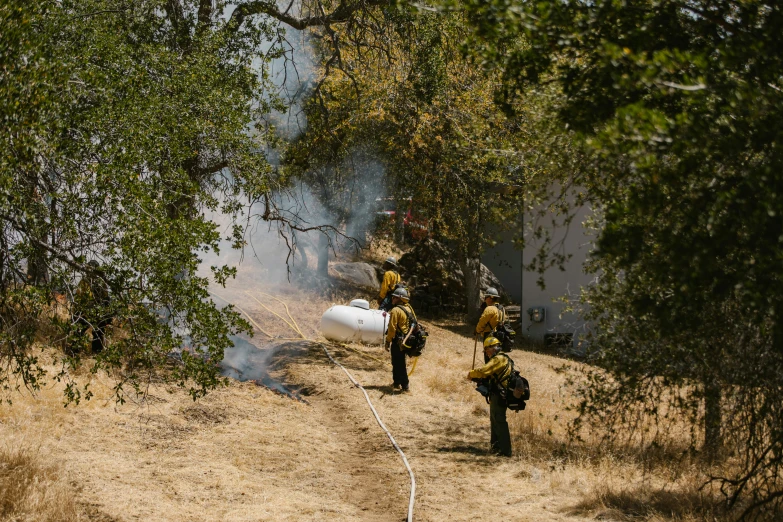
[491,304,516,352]
[394,305,428,357]
[496,354,530,411]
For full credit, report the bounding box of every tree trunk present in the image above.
[463,205,483,322]
[703,378,722,460]
[26,247,49,285]
[317,232,329,277]
[348,192,367,249]
[463,254,482,323]
[293,231,308,270]
[394,206,405,245]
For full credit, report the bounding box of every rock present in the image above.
[329,262,381,290]
[398,239,507,314]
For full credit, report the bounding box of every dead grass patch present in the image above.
[0,446,81,522]
[569,480,726,522]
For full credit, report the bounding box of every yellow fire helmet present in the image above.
[483,337,501,349]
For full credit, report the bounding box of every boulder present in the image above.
[398,239,507,314]
[329,262,381,290]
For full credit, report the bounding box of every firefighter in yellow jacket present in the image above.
[73,260,112,354]
[475,287,505,338]
[377,256,401,312]
[467,336,513,457]
[385,287,415,392]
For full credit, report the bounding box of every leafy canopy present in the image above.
[0,0,289,403]
[457,0,783,515]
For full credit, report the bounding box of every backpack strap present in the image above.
[392,304,417,337]
[490,304,506,335]
[489,353,513,389]
[394,303,417,323]
[393,304,420,349]
[494,303,506,324]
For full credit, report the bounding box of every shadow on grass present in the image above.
[567,483,728,522]
[363,384,396,395]
[432,321,476,340]
[436,444,488,456]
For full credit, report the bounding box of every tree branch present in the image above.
[195,160,230,178]
[228,0,391,31]
[165,0,191,48]
[197,0,213,35]
[0,212,93,275]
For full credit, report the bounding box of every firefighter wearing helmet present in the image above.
[475,287,504,339]
[384,287,416,392]
[475,287,507,362]
[377,256,402,312]
[466,336,514,457]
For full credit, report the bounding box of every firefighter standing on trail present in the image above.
[73,260,112,354]
[467,336,514,457]
[385,287,415,392]
[475,287,505,339]
[377,256,401,312]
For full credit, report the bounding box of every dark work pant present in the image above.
[77,316,111,354]
[489,391,512,456]
[379,295,393,312]
[390,341,409,389]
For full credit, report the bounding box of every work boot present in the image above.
[401,385,410,393]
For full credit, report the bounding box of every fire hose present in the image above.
[318,341,417,522]
[209,290,417,522]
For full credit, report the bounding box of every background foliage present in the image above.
[456,0,783,516]
[0,0,291,403]
[285,9,581,318]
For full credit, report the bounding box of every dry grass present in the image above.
[0,266,741,521]
[0,446,80,522]
[569,479,727,522]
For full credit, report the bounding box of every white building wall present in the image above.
[482,234,523,302]
[521,203,595,348]
[482,199,595,351]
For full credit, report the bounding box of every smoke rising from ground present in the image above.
[198,18,391,384]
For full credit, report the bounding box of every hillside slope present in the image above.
[0,281,692,521]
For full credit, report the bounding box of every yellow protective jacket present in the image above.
[75,274,110,310]
[379,270,401,299]
[475,304,504,335]
[385,303,416,345]
[468,353,513,388]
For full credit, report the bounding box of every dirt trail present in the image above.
[212,286,592,521]
[267,341,409,521]
[274,337,587,522]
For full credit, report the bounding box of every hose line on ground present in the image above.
[317,340,417,522]
[246,292,417,522]
[208,291,275,339]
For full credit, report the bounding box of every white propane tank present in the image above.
[320,299,388,344]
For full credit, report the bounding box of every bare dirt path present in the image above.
[267,341,409,521]
[230,284,594,522]
[277,335,590,522]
